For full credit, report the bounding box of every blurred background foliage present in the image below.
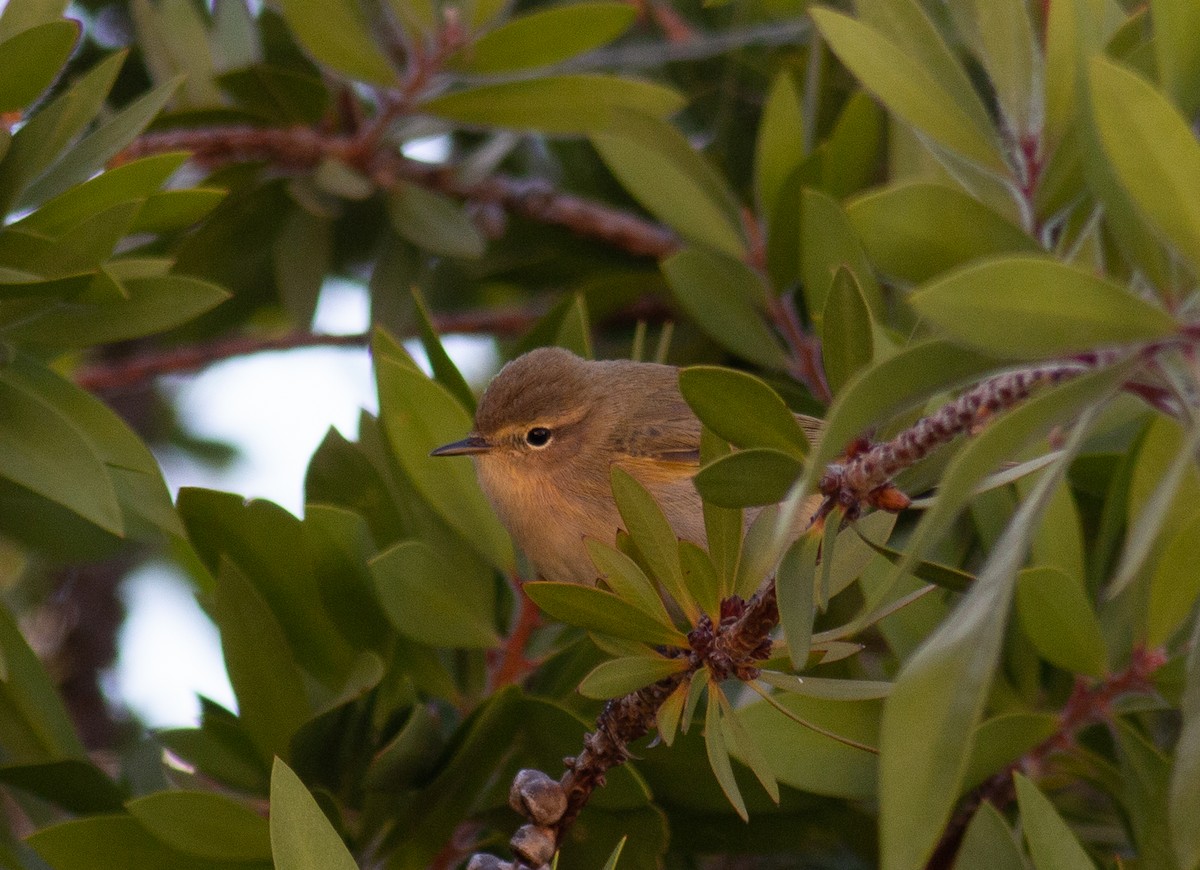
[0,0,1199,868]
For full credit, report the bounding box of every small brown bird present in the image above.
[432,347,819,584]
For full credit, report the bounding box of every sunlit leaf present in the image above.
[578,655,688,699]
[279,0,395,83]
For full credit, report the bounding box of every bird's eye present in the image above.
[525,427,552,448]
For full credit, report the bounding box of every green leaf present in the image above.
[525,582,689,647]
[1016,567,1107,677]
[1108,417,1200,601]
[387,181,486,259]
[0,604,85,762]
[412,287,476,412]
[273,208,330,327]
[369,540,500,648]
[129,188,226,233]
[679,366,810,458]
[693,448,803,508]
[458,2,636,73]
[821,266,874,394]
[0,0,68,41]
[587,538,674,626]
[733,504,789,600]
[1089,56,1200,273]
[28,815,254,870]
[1152,0,1200,117]
[0,758,123,815]
[847,182,1037,284]
[17,153,187,235]
[811,8,1004,171]
[755,70,805,216]
[0,20,77,113]
[759,672,892,700]
[22,75,182,208]
[0,50,124,214]
[5,272,231,348]
[592,111,744,257]
[375,346,515,572]
[879,410,1098,870]
[1114,720,1176,870]
[956,802,1028,870]
[1148,512,1200,647]
[656,681,687,746]
[279,0,394,84]
[211,559,311,762]
[678,541,721,624]
[270,758,358,870]
[1171,611,1200,870]
[962,711,1058,793]
[661,248,789,369]
[701,428,740,599]
[716,688,779,803]
[422,74,684,134]
[126,791,271,862]
[0,367,122,533]
[578,655,688,699]
[704,688,748,821]
[776,535,818,668]
[910,256,1177,358]
[610,466,696,620]
[736,690,881,800]
[1014,773,1097,870]
[800,189,885,325]
[964,0,1040,137]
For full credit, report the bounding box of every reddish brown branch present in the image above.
[487,587,542,690]
[122,126,680,259]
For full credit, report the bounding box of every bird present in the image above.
[431,346,821,585]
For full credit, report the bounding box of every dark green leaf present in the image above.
[524,581,689,647]
[375,345,514,572]
[1152,0,1200,117]
[847,182,1036,284]
[458,2,635,73]
[587,538,674,626]
[610,466,695,619]
[754,70,805,215]
[1014,773,1096,870]
[1089,56,1200,273]
[1171,611,1200,869]
[278,0,394,83]
[678,540,721,623]
[910,256,1177,358]
[270,758,358,870]
[661,248,789,369]
[962,712,1058,792]
[956,802,1028,870]
[126,791,271,862]
[211,559,311,761]
[1148,512,1200,647]
[28,815,263,870]
[811,7,1004,171]
[880,409,1098,869]
[800,189,884,323]
[679,366,810,457]
[387,181,485,259]
[0,20,78,113]
[412,287,475,411]
[737,691,880,800]
[776,535,818,668]
[369,540,499,648]
[717,688,779,803]
[578,655,687,699]
[0,367,122,533]
[422,75,684,134]
[704,688,747,821]
[592,111,744,257]
[273,207,330,327]
[1016,566,1107,677]
[0,759,123,814]
[23,75,182,207]
[821,266,874,394]
[694,448,803,508]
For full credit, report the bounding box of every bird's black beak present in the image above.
[430,434,492,457]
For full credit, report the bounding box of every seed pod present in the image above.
[510,823,556,868]
[508,768,567,825]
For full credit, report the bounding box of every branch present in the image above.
[122,126,680,259]
[74,299,674,393]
